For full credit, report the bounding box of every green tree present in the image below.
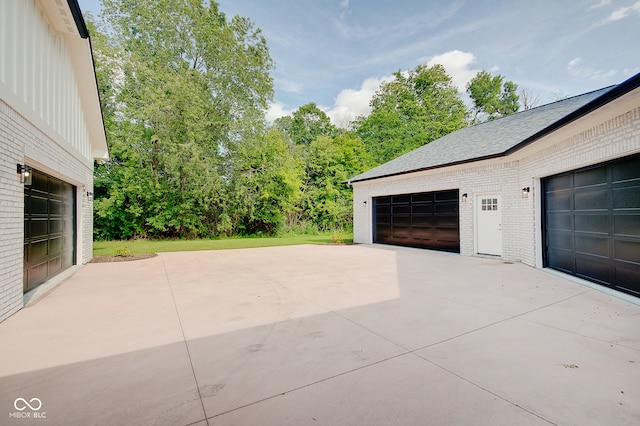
[288,103,337,145]
[300,134,373,230]
[92,0,274,239]
[223,128,304,235]
[355,64,467,164]
[466,70,520,123]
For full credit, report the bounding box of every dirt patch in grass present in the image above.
[91,254,158,263]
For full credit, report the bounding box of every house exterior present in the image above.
[0,0,108,322]
[349,73,640,299]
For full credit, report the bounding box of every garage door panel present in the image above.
[612,156,640,181]
[28,262,48,286]
[435,191,458,202]
[393,205,410,215]
[411,204,432,214]
[374,189,459,252]
[50,199,63,215]
[49,179,63,196]
[574,167,607,188]
[49,236,63,254]
[614,215,640,236]
[49,218,63,234]
[614,239,640,264]
[616,267,640,295]
[30,195,48,215]
[434,216,459,227]
[574,190,609,211]
[376,205,391,218]
[412,193,432,203]
[392,225,411,236]
[30,240,49,259]
[392,215,410,225]
[544,155,640,297]
[411,215,433,226]
[392,195,410,203]
[575,234,609,258]
[548,230,573,250]
[574,214,608,233]
[576,258,611,284]
[547,250,574,273]
[48,256,62,275]
[546,174,571,191]
[612,186,640,209]
[436,231,460,241]
[30,172,48,192]
[435,204,459,215]
[547,192,571,211]
[30,219,49,239]
[546,213,572,230]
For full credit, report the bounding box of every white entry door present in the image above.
[477,195,502,256]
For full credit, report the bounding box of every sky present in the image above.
[78,0,640,126]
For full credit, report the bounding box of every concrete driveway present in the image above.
[0,244,639,425]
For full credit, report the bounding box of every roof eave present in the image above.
[67,0,89,38]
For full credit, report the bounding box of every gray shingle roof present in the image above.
[348,86,614,183]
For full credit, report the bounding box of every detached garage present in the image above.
[349,72,640,299]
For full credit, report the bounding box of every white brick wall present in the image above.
[0,99,94,323]
[353,94,640,270]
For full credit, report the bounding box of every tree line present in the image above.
[90,0,526,240]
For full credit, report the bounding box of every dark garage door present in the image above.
[374,189,460,252]
[543,155,640,297]
[24,169,76,292]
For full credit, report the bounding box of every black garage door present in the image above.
[543,155,640,297]
[24,169,76,292]
[374,189,460,252]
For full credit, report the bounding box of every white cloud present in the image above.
[276,78,304,94]
[266,76,389,127]
[340,0,349,9]
[325,75,393,127]
[265,101,294,123]
[567,57,618,81]
[423,50,480,92]
[603,0,640,22]
[589,0,611,10]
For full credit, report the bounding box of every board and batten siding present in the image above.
[0,0,94,164]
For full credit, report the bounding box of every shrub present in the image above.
[115,246,133,257]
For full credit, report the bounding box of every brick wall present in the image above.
[353,99,640,269]
[0,99,94,323]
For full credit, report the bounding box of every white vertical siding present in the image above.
[0,0,93,165]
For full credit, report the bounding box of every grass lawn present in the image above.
[93,233,354,256]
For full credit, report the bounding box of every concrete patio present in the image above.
[0,244,639,425]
